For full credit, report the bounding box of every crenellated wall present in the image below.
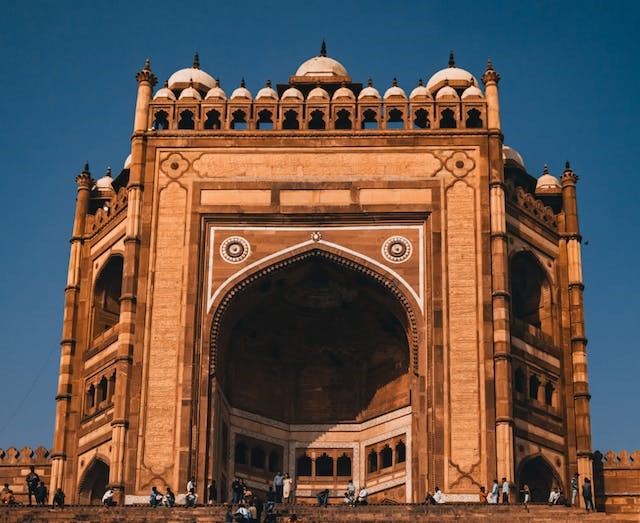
[594,450,640,514]
[0,447,51,504]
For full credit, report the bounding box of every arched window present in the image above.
[257,109,273,130]
[97,376,108,403]
[108,372,116,402]
[465,108,483,128]
[336,454,351,476]
[515,368,525,394]
[178,110,195,130]
[309,110,326,130]
[413,109,430,129]
[380,445,393,468]
[395,441,406,463]
[529,375,540,401]
[92,256,123,338]
[268,450,280,473]
[231,110,247,130]
[439,109,456,128]
[153,110,169,130]
[315,453,333,476]
[387,108,404,129]
[510,251,552,334]
[204,109,221,130]
[251,446,265,469]
[234,442,247,465]
[86,384,95,410]
[367,450,378,473]
[362,109,378,129]
[283,109,299,130]
[335,109,352,130]
[545,382,555,406]
[297,454,312,476]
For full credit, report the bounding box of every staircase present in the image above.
[0,503,633,523]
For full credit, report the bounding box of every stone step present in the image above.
[0,504,627,523]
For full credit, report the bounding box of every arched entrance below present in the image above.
[78,458,109,504]
[210,251,417,503]
[517,456,562,502]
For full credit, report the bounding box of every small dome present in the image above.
[256,80,278,100]
[410,79,432,100]
[461,85,484,100]
[536,165,561,190]
[435,85,459,100]
[154,81,176,101]
[503,145,526,170]
[307,86,329,100]
[426,53,478,94]
[95,168,115,196]
[168,53,216,93]
[205,79,227,100]
[230,80,252,100]
[358,79,381,100]
[295,41,349,78]
[383,79,407,100]
[179,85,202,100]
[123,154,132,170]
[281,86,304,101]
[332,85,355,101]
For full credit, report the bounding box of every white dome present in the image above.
[94,168,115,195]
[332,86,355,101]
[503,145,526,170]
[536,165,561,190]
[154,82,176,100]
[205,80,227,100]
[358,79,381,100]
[383,79,407,100]
[295,56,348,77]
[256,81,278,100]
[281,86,304,101]
[168,54,216,93]
[426,54,477,94]
[179,85,202,100]
[123,154,132,169]
[409,79,432,100]
[461,85,484,99]
[307,86,329,100]
[230,80,252,100]
[435,85,459,100]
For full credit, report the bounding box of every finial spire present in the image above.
[83,162,90,174]
[240,78,245,88]
[449,51,455,68]
[164,79,169,87]
[106,167,112,177]
[487,59,494,71]
[542,164,549,175]
[565,161,571,169]
[392,77,398,87]
[320,39,327,57]
[418,78,423,86]
[367,77,372,87]
[266,79,271,87]
[193,52,200,69]
[144,58,151,71]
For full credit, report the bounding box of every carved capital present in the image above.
[135,59,158,86]
[481,60,500,85]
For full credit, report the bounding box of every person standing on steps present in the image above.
[582,477,593,512]
[25,465,40,505]
[273,471,285,503]
[501,477,510,504]
[571,473,579,507]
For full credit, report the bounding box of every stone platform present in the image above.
[0,504,634,523]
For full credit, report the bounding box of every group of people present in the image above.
[1,465,58,507]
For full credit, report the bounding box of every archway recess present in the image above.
[517,455,562,502]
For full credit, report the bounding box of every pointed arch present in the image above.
[77,457,110,504]
[516,454,563,502]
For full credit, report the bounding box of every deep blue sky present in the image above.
[1,1,638,455]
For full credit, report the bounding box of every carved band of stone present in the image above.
[220,236,251,264]
[382,236,412,264]
[210,249,420,376]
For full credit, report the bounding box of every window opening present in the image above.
[204,109,221,129]
[309,109,326,130]
[439,108,456,128]
[283,109,299,130]
[335,109,352,130]
[380,445,393,468]
[466,108,483,128]
[231,109,247,130]
[362,109,378,129]
[315,453,333,476]
[297,454,312,476]
[413,109,430,129]
[178,110,195,130]
[336,454,352,476]
[153,110,169,130]
[257,109,274,130]
[387,108,404,129]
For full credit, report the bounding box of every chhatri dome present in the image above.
[168,53,216,93]
[292,41,350,80]
[426,52,478,94]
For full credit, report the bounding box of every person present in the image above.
[425,491,437,504]
[344,490,355,505]
[253,494,263,522]
[283,473,293,503]
[265,485,276,513]
[347,479,356,499]
[150,486,162,507]
[207,480,217,504]
[2,487,17,506]
[556,489,568,506]
[234,502,250,522]
[316,488,329,507]
[102,488,116,506]
[571,473,579,506]
[248,501,258,523]
[433,486,444,504]
[357,485,368,505]
[548,486,560,505]
[273,471,285,503]
[35,481,48,505]
[501,477,510,504]
[478,486,487,503]
[25,465,40,506]
[224,503,233,523]
[187,476,196,495]
[185,487,198,507]
[489,479,499,504]
[582,477,593,512]
[521,484,530,506]
[52,487,65,507]
[164,486,175,507]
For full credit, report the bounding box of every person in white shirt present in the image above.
[433,486,444,504]
[357,485,368,505]
[102,488,115,506]
[548,486,560,505]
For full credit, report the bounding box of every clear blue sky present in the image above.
[0,0,638,454]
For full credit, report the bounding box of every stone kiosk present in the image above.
[49,46,596,506]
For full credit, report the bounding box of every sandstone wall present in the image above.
[0,447,51,504]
